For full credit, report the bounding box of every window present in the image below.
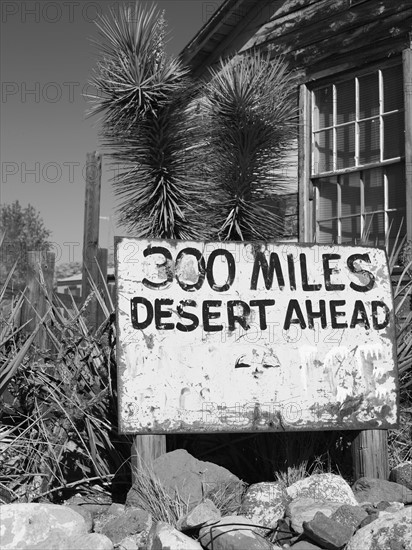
[311,62,406,249]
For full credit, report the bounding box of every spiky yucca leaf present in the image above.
[202,53,298,241]
[88,4,212,238]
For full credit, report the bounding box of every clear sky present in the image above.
[1,0,224,264]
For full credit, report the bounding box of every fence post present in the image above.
[21,250,55,348]
[351,430,389,480]
[82,151,102,330]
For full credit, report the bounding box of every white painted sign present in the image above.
[115,238,399,434]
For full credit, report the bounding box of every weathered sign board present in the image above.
[115,238,399,434]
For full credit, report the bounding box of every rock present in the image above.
[96,507,152,544]
[273,517,295,546]
[239,481,289,529]
[117,536,139,550]
[127,449,241,510]
[286,497,343,534]
[352,477,412,504]
[107,503,125,516]
[346,508,412,550]
[64,492,112,518]
[66,504,93,532]
[67,533,114,550]
[286,474,358,505]
[330,504,368,530]
[0,503,88,549]
[177,499,221,531]
[303,511,354,550]
[291,541,326,550]
[198,515,272,550]
[389,461,412,490]
[147,521,203,549]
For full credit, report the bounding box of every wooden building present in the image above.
[181,0,412,248]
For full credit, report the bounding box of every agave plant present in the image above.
[87,3,213,239]
[201,53,298,241]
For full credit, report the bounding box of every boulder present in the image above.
[66,504,93,532]
[302,511,355,550]
[286,474,358,505]
[330,504,368,530]
[389,461,412,490]
[352,477,412,504]
[127,449,241,510]
[346,508,412,550]
[66,533,114,550]
[147,521,203,549]
[239,481,289,529]
[177,499,221,531]
[290,541,325,549]
[286,497,343,534]
[0,503,87,549]
[198,515,272,550]
[96,507,152,544]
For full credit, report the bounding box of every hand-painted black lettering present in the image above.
[206,249,236,292]
[287,254,296,291]
[329,300,348,329]
[300,253,322,291]
[154,298,174,330]
[347,253,375,292]
[130,297,153,329]
[350,300,370,329]
[284,299,306,330]
[250,299,275,330]
[203,300,223,332]
[250,252,285,290]
[142,246,174,289]
[305,300,327,328]
[371,301,390,330]
[227,300,251,331]
[175,248,206,291]
[176,300,199,332]
[323,254,345,291]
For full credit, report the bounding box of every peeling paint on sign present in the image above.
[115,238,399,434]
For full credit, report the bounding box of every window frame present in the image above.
[298,50,412,244]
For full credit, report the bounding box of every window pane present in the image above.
[341,173,360,216]
[314,129,333,173]
[336,124,355,168]
[387,211,407,248]
[387,163,406,210]
[313,86,333,130]
[341,216,361,243]
[316,178,338,220]
[359,72,379,119]
[364,168,384,212]
[317,220,337,243]
[364,212,385,245]
[383,112,404,159]
[383,65,403,113]
[359,118,380,164]
[336,80,355,124]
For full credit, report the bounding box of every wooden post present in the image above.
[21,250,55,348]
[131,435,166,481]
[95,247,108,329]
[82,151,102,330]
[403,47,412,240]
[351,430,389,480]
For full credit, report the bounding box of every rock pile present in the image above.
[1,451,411,550]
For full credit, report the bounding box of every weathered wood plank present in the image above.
[82,151,102,330]
[285,11,412,72]
[298,84,312,242]
[255,5,412,63]
[403,48,412,241]
[131,435,166,478]
[351,430,389,480]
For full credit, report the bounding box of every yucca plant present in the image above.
[201,53,298,241]
[87,4,213,239]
